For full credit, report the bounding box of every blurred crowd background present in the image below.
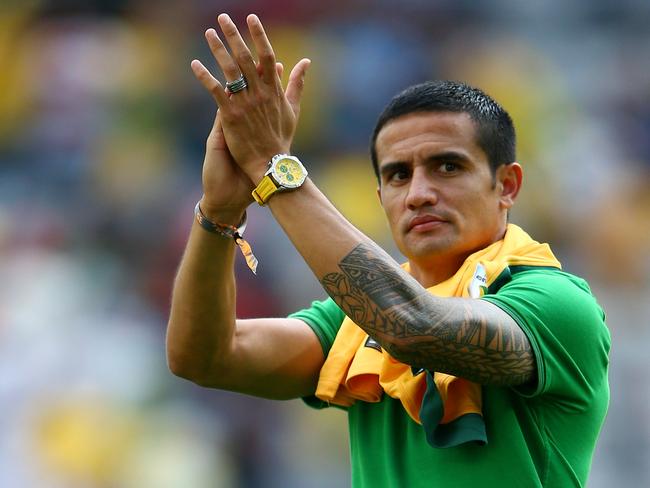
[1,0,649,486]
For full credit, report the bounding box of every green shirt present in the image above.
[290,268,610,487]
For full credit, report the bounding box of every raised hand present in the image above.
[197,60,285,223]
[199,110,253,223]
[190,14,311,185]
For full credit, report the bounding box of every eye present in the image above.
[394,168,410,180]
[439,161,460,173]
[387,168,410,183]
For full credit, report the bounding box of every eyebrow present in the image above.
[378,151,471,177]
[378,161,408,178]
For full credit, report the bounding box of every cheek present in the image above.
[382,201,406,239]
[450,187,495,224]
[385,206,401,231]
[380,193,400,219]
[465,194,501,228]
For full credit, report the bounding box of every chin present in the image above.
[402,235,459,260]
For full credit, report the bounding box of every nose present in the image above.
[405,167,438,210]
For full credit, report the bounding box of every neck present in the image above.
[408,225,508,288]
[408,256,466,288]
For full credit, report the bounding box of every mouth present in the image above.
[407,215,447,233]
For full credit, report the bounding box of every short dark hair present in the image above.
[370,80,516,181]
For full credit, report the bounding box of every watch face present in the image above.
[272,157,306,188]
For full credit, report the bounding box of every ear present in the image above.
[496,162,523,210]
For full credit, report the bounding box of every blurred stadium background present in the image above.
[1,0,649,486]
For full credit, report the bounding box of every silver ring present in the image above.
[226,75,247,94]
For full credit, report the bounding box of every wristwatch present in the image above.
[252,154,308,205]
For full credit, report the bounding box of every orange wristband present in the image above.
[194,202,258,274]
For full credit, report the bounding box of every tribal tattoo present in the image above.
[320,243,535,386]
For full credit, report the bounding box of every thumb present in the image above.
[285,58,311,115]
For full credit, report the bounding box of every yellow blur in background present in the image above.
[1,1,649,487]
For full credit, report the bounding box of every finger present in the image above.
[217,14,258,88]
[214,109,223,131]
[255,61,283,79]
[246,14,279,86]
[209,109,228,149]
[285,58,311,114]
[204,28,241,83]
[190,59,229,107]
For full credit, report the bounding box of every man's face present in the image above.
[376,111,515,270]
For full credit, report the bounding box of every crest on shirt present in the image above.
[468,263,488,298]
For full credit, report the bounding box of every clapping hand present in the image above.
[192,13,311,205]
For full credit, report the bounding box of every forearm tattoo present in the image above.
[320,243,534,386]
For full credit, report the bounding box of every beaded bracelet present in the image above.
[194,202,258,274]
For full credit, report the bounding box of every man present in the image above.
[166,13,610,487]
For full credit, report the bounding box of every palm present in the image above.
[201,113,254,211]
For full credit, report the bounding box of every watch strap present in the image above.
[252,174,279,206]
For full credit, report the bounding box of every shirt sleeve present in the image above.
[481,269,610,406]
[289,297,346,357]
[289,297,346,410]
